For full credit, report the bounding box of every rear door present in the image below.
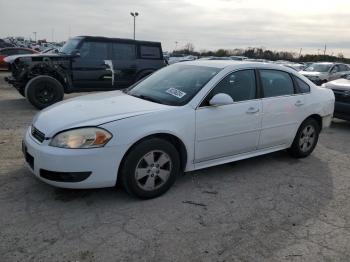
[111,42,137,89]
[258,69,306,149]
[71,40,112,90]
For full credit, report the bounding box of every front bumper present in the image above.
[23,127,126,189]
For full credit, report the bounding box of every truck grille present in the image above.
[31,126,45,143]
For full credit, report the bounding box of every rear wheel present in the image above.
[121,138,180,199]
[288,118,320,158]
[25,76,64,109]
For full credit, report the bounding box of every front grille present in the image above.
[31,126,45,143]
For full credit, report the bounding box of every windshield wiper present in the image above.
[130,94,163,104]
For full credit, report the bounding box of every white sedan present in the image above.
[23,61,335,198]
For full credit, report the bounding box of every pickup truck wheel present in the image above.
[121,138,180,199]
[25,76,64,109]
[288,118,320,158]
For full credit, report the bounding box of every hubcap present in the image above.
[35,83,54,104]
[135,150,172,191]
[299,125,316,152]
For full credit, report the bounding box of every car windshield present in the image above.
[127,64,221,106]
[60,38,80,54]
[304,63,332,72]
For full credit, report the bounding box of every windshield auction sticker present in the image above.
[166,88,186,98]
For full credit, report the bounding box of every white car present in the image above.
[23,61,335,198]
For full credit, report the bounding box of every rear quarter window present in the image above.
[294,76,310,93]
[140,45,161,59]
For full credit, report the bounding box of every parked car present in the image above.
[22,61,334,199]
[282,63,306,71]
[5,36,165,109]
[0,47,38,70]
[300,62,350,85]
[230,56,248,61]
[322,74,350,121]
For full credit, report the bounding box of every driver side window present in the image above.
[202,69,256,106]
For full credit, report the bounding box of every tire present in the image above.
[25,76,64,109]
[120,138,180,199]
[288,118,320,158]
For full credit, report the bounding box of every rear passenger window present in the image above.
[294,77,310,93]
[209,70,256,102]
[260,70,294,98]
[140,45,161,59]
[113,43,136,60]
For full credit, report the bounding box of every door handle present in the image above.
[295,100,304,107]
[246,107,259,114]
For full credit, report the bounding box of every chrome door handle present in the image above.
[246,107,259,114]
[295,100,304,107]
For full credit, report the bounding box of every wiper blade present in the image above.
[131,94,163,104]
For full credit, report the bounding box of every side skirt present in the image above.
[192,144,288,171]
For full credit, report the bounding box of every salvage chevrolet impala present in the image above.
[23,61,335,198]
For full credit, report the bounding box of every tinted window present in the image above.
[294,77,310,93]
[339,64,349,72]
[209,70,256,102]
[17,50,34,55]
[140,45,161,59]
[79,41,108,60]
[331,65,341,73]
[112,43,136,60]
[260,70,294,97]
[1,49,17,56]
[127,64,220,106]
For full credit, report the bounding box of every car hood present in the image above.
[32,91,173,137]
[4,53,69,63]
[324,78,350,90]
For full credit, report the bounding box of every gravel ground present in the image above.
[0,72,350,262]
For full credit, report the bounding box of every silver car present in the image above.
[300,62,350,85]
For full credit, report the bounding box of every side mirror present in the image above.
[209,93,234,106]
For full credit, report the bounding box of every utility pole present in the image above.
[130,12,139,40]
[323,44,327,56]
[33,32,37,42]
[51,28,55,42]
[299,48,302,58]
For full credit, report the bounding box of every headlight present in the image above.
[49,127,112,149]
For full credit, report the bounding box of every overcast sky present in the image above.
[1,0,350,56]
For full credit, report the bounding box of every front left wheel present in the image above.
[120,138,180,199]
[25,75,64,109]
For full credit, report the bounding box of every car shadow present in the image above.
[1,148,335,260]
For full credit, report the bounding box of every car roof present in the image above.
[74,36,161,46]
[180,60,297,72]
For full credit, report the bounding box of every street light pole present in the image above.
[130,12,139,40]
[33,32,37,42]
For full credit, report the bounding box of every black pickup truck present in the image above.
[5,36,166,109]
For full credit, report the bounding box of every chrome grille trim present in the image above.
[31,126,45,143]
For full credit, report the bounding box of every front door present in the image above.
[111,42,138,89]
[71,40,112,90]
[195,69,262,162]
